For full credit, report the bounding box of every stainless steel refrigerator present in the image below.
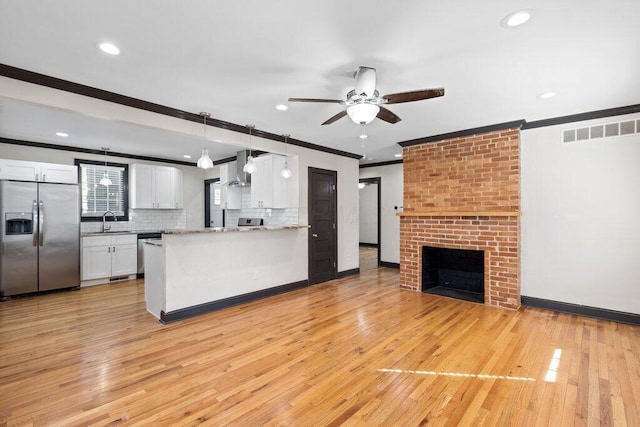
[0,180,80,297]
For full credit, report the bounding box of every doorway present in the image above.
[359,177,381,268]
[308,167,337,285]
[204,178,224,228]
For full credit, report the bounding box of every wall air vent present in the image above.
[562,118,638,143]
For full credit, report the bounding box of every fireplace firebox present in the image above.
[422,246,485,303]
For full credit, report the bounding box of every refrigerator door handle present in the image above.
[32,200,39,247]
[38,201,44,246]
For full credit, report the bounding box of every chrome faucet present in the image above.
[102,211,117,232]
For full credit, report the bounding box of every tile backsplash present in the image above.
[224,188,299,227]
[81,209,187,233]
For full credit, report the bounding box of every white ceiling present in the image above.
[1,1,639,164]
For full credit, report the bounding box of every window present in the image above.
[75,159,129,221]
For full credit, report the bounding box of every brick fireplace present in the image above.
[399,127,521,309]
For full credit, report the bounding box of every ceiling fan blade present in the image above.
[377,106,402,124]
[383,88,445,104]
[288,97,344,104]
[354,66,377,97]
[321,110,347,125]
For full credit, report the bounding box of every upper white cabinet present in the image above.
[219,163,241,209]
[250,154,297,208]
[0,158,77,184]
[130,164,183,209]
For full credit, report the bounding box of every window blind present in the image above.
[79,163,126,217]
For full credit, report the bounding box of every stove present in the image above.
[238,217,264,227]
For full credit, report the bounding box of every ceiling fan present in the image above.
[288,66,444,126]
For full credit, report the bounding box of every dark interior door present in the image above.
[308,167,337,284]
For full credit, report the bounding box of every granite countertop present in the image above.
[81,229,172,237]
[163,225,310,235]
[81,231,138,236]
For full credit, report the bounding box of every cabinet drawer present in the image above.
[82,235,112,248]
[112,235,137,245]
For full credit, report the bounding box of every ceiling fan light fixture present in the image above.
[197,148,214,169]
[347,103,380,125]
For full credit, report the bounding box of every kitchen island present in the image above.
[144,225,309,322]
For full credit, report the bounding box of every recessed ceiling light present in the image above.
[55,132,69,137]
[359,133,368,139]
[275,104,289,111]
[537,91,556,99]
[394,153,403,158]
[97,42,120,55]
[501,10,532,28]
[183,154,192,159]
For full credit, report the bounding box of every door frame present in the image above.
[307,167,338,284]
[204,178,220,228]
[359,176,382,266]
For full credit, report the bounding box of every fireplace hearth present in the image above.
[422,246,485,304]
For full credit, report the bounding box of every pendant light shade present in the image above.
[197,148,214,169]
[280,134,292,179]
[99,147,112,186]
[197,112,214,170]
[243,125,256,174]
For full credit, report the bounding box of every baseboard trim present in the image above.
[337,268,360,278]
[521,296,640,326]
[359,242,378,248]
[160,280,309,324]
[379,261,400,269]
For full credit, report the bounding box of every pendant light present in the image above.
[99,147,112,186]
[243,124,256,174]
[280,134,292,179]
[197,112,214,169]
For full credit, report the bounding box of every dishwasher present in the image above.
[137,232,162,277]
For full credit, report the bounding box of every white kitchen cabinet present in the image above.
[0,158,77,184]
[81,234,137,281]
[250,154,291,208]
[172,168,184,208]
[219,163,241,209]
[130,164,183,209]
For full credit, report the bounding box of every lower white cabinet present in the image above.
[81,234,137,281]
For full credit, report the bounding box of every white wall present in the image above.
[521,113,640,314]
[360,163,403,264]
[359,182,378,244]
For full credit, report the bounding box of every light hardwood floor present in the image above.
[1,249,639,426]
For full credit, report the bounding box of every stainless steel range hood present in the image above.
[226,150,252,187]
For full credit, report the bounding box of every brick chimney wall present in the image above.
[400,128,521,309]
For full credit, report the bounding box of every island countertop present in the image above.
[144,225,309,322]
[163,224,310,235]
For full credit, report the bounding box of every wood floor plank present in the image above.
[0,247,639,425]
